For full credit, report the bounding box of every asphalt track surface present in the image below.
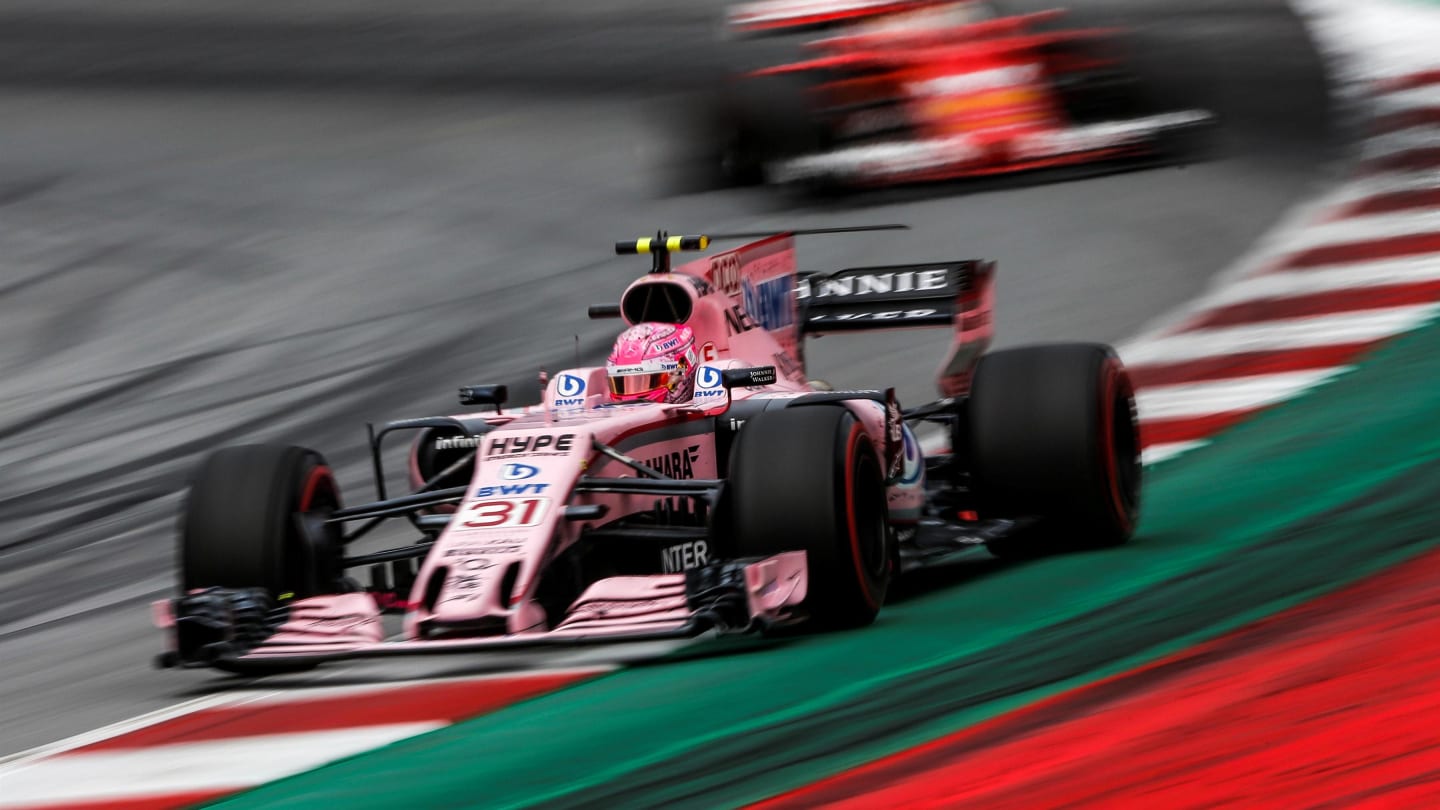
[0,0,1333,758]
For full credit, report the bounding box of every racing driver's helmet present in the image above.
[606,322,698,403]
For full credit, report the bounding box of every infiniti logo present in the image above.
[556,374,585,398]
[500,463,540,480]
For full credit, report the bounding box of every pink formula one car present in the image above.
[678,0,1213,191]
[155,225,1140,673]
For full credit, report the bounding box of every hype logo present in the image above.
[555,373,586,407]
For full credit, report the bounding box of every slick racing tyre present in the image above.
[709,73,830,187]
[181,444,345,600]
[729,405,891,628]
[965,343,1141,559]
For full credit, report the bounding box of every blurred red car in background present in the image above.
[678,0,1214,191]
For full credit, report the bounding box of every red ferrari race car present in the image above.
[154,225,1140,674]
[676,0,1214,190]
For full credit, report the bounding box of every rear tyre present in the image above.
[729,406,891,628]
[965,344,1140,559]
[706,74,830,188]
[180,444,345,600]
[1054,69,1150,122]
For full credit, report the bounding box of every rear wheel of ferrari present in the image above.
[965,343,1141,559]
[712,74,830,187]
[729,405,891,628]
[180,444,345,600]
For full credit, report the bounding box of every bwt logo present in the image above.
[500,463,539,480]
[695,365,725,400]
[555,373,586,407]
[474,483,550,497]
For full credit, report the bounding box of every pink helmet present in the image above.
[606,322,698,403]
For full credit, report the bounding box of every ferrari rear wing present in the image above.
[797,259,988,334]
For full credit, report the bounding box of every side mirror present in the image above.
[458,384,507,413]
[686,365,777,416]
[721,366,777,389]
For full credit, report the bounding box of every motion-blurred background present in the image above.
[0,0,1334,768]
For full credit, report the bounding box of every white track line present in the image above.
[1140,441,1206,466]
[194,665,614,709]
[0,666,615,768]
[0,667,618,807]
[1327,173,1440,206]
[1268,209,1440,252]
[1135,368,1350,422]
[0,693,243,770]
[1363,127,1440,161]
[1183,253,1440,310]
[1115,193,1361,347]
[0,724,441,808]
[1294,0,1440,84]
[1119,304,1440,366]
[1375,85,1440,112]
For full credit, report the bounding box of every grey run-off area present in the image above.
[0,0,1333,757]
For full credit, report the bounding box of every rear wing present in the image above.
[798,259,995,396]
[798,260,986,333]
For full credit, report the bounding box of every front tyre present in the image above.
[180,444,345,600]
[966,344,1141,558]
[729,405,891,628]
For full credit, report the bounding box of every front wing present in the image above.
[768,110,1213,187]
[154,553,807,671]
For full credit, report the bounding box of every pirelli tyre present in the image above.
[965,343,1141,559]
[729,405,892,628]
[1052,68,1150,123]
[709,73,831,187]
[180,444,346,600]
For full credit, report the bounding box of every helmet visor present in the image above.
[609,371,671,398]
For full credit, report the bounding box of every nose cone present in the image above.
[425,561,513,636]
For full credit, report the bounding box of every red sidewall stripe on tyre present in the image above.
[298,464,335,513]
[1097,357,1131,535]
[842,422,879,612]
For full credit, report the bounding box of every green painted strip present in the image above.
[212,313,1440,810]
